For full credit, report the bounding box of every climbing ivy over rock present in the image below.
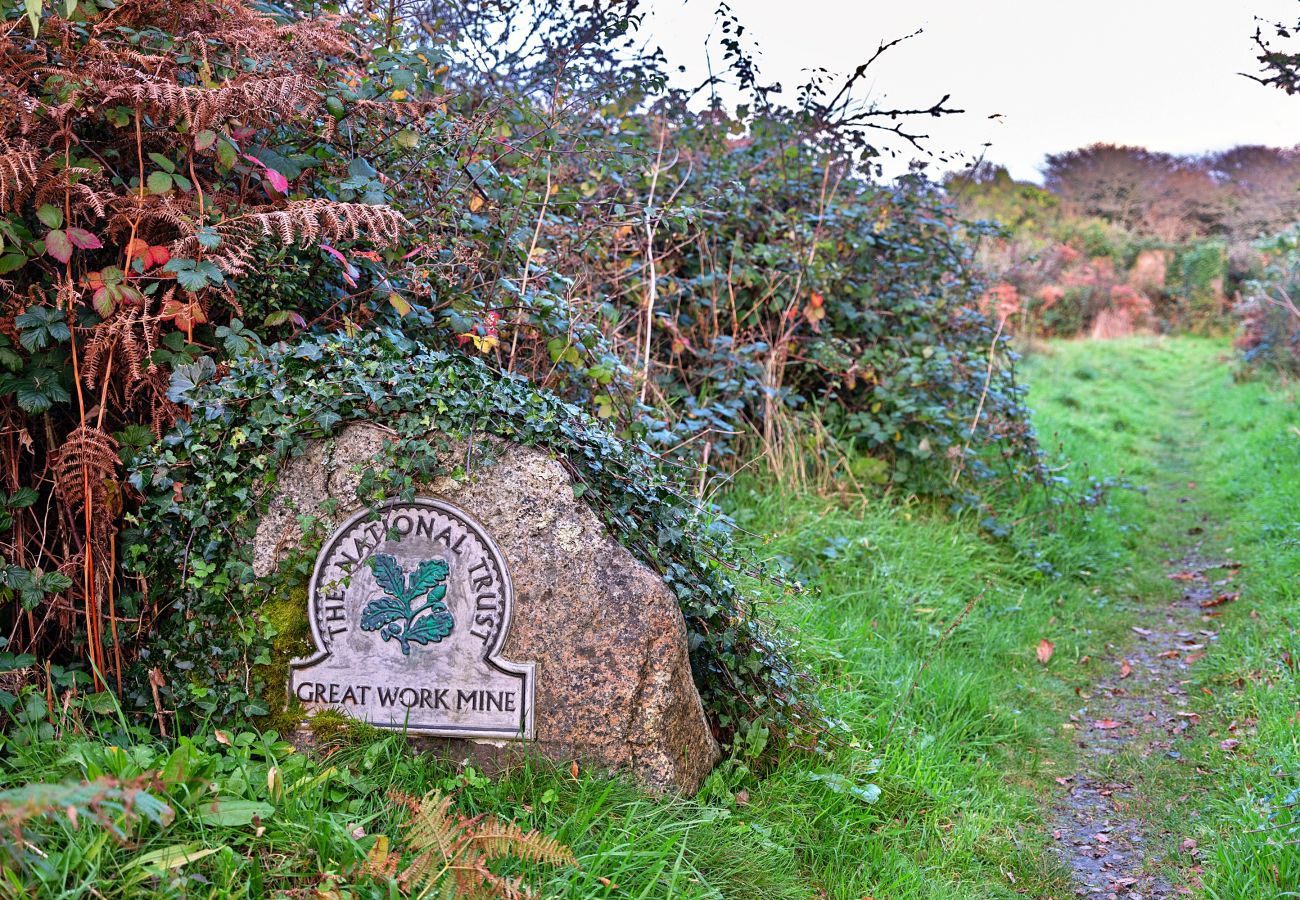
[126,330,820,752]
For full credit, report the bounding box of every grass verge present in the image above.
[2,335,1297,897]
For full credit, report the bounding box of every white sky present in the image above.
[642,0,1300,182]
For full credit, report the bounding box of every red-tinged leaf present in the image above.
[1219,738,1241,752]
[1036,639,1054,664]
[66,227,102,250]
[126,237,150,259]
[263,310,306,328]
[161,298,207,331]
[1093,719,1122,730]
[45,229,72,263]
[144,245,170,270]
[263,167,289,193]
[194,129,217,151]
[91,287,113,318]
[1120,659,1132,678]
[320,243,347,264]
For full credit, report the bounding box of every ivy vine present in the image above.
[126,331,821,752]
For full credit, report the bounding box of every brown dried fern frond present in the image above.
[0,146,42,213]
[469,821,576,868]
[32,165,107,219]
[365,790,576,900]
[99,72,321,133]
[53,426,119,519]
[180,200,408,276]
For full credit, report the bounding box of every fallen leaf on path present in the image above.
[1169,571,1203,582]
[1158,649,1182,659]
[1219,739,1241,752]
[1120,659,1132,678]
[1094,719,1123,730]
[1200,592,1239,608]
[1036,639,1055,664]
[1132,627,1152,636]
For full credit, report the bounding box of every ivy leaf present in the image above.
[45,230,72,263]
[405,611,454,646]
[406,558,449,601]
[367,553,407,601]
[167,357,217,405]
[359,595,408,631]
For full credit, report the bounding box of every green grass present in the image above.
[2,335,1298,897]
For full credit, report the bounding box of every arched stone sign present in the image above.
[290,499,535,739]
[255,425,720,793]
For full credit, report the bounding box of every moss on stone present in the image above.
[254,568,316,737]
[306,707,388,747]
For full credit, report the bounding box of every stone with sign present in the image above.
[254,424,719,792]
[290,498,534,740]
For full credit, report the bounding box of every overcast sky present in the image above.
[642,0,1300,182]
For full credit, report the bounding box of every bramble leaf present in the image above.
[45,230,72,263]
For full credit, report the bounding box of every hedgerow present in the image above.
[0,0,1060,747]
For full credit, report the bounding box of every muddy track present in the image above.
[1049,506,1239,898]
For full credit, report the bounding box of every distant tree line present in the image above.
[955,143,1300,247]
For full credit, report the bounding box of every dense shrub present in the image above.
[1238,230,1300,375]
[0,0,1054,745]
[127,330,815,749]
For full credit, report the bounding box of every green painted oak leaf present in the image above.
[404,610,454,646]
[359,595,408,631]
[368,553,407,601]
[406,557,449,599]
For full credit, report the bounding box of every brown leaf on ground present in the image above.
[1120,659,1132,678]
[1037,639,1055,664]
[1200,592,1239,608]
[1094,719,1122,730]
